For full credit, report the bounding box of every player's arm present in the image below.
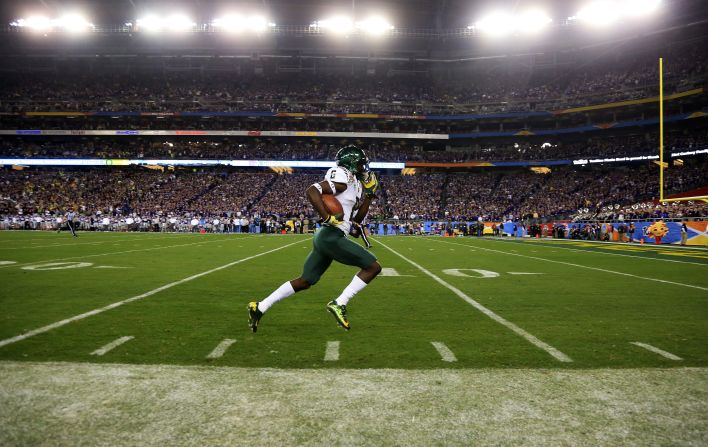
[352,195,372,224]
[306,180,346,221]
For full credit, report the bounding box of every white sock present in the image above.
[335,275,368,307]
[258,281,295,313]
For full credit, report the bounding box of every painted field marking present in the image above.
[0,237,237,270]
[0,261,17,265]
[443,268,499,278]
[433,239,708,292]
[90,336,134,356]
[373,238,572,363]
[630,342,683,361]
[0,239,306,349]
[380,267,414,277]
[324,341,340,361]
[22,262,93,271]
[94,266,132,269]
[431,341,457,362]
[508,272,544,275]
[486,238,708,266]
[0,234,189,250]
[206,339,237,359]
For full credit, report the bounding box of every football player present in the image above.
[248,145,381,332]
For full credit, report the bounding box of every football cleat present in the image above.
[326,300,350,330]
[248,302,263,333]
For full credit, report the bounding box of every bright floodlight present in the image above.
[165,14,195,31]
[136,13,195,32]
[311,16,354,34]
[620,0,661,16]
[575,2,621,26]
[212,14,244,32]
[136,15,163,32]
[474,12,516,37]
[57,14,94,33]
[517,10,552,33]
[356,16,394,35]
[11,16,53,31]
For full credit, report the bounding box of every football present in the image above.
[322,194,344,216]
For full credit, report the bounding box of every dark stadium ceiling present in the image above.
[1,0,705,29]
[0,0,706,62]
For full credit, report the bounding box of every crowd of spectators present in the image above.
[2,160,705,227]
[1,132,706,163]
[1,43,705,115]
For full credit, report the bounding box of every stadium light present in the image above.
[212,15,273,32]
[574,2,620,26]
[620,0,662,17]
[56,14,94,33]
[517,10,552,33]
[310,16,354,34]
[472,10,551,36]
[571,0,660,25]
[135,13,195,32]
[356,16,394,35]
[10,14,94,32]
[473,12,516,37]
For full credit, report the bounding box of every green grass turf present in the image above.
[0,231,706,369]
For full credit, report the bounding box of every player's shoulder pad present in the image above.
[325,166,354,184]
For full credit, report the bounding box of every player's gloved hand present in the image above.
[362,171,378,197]
[323,213,344,226]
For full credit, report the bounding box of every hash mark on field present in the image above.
[324,341,340,361]
[206,339,236,359]
[374,238,572,363]
[90,336,134,356]
[630,342,683,361]
[0,239,306,349]
[431,342,457,362]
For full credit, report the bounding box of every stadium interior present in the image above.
[1,0,706,236]
[1,2,708,446]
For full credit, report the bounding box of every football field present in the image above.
[1,231,707,445]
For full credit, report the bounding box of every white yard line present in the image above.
[373,238,572,363]
[431,239,708,292]
[0,234,191,250]
[482,238,708,266]
[206,339,237,359]
[324,341,340,361]
[630,342,683,360]
[90,336,134,356]
[430,341,457,362]
[0,237,236,270]
[0,239,306,349]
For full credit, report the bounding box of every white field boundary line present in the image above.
[480,238,708,267]
[431,341,457,362]
[206,339,237,359]
[0,234,194,250]
[431,239,708,292]
[90,336,134,356]
[324,341,340,361]
[0,239,306,349]
[373,238,572,363]
[509,236,708,252]
[630,342,683,360]
[0,236,243,270]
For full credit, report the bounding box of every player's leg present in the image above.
[318,227,381,329]
[248,245,333,333]
[68,220,77,237]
